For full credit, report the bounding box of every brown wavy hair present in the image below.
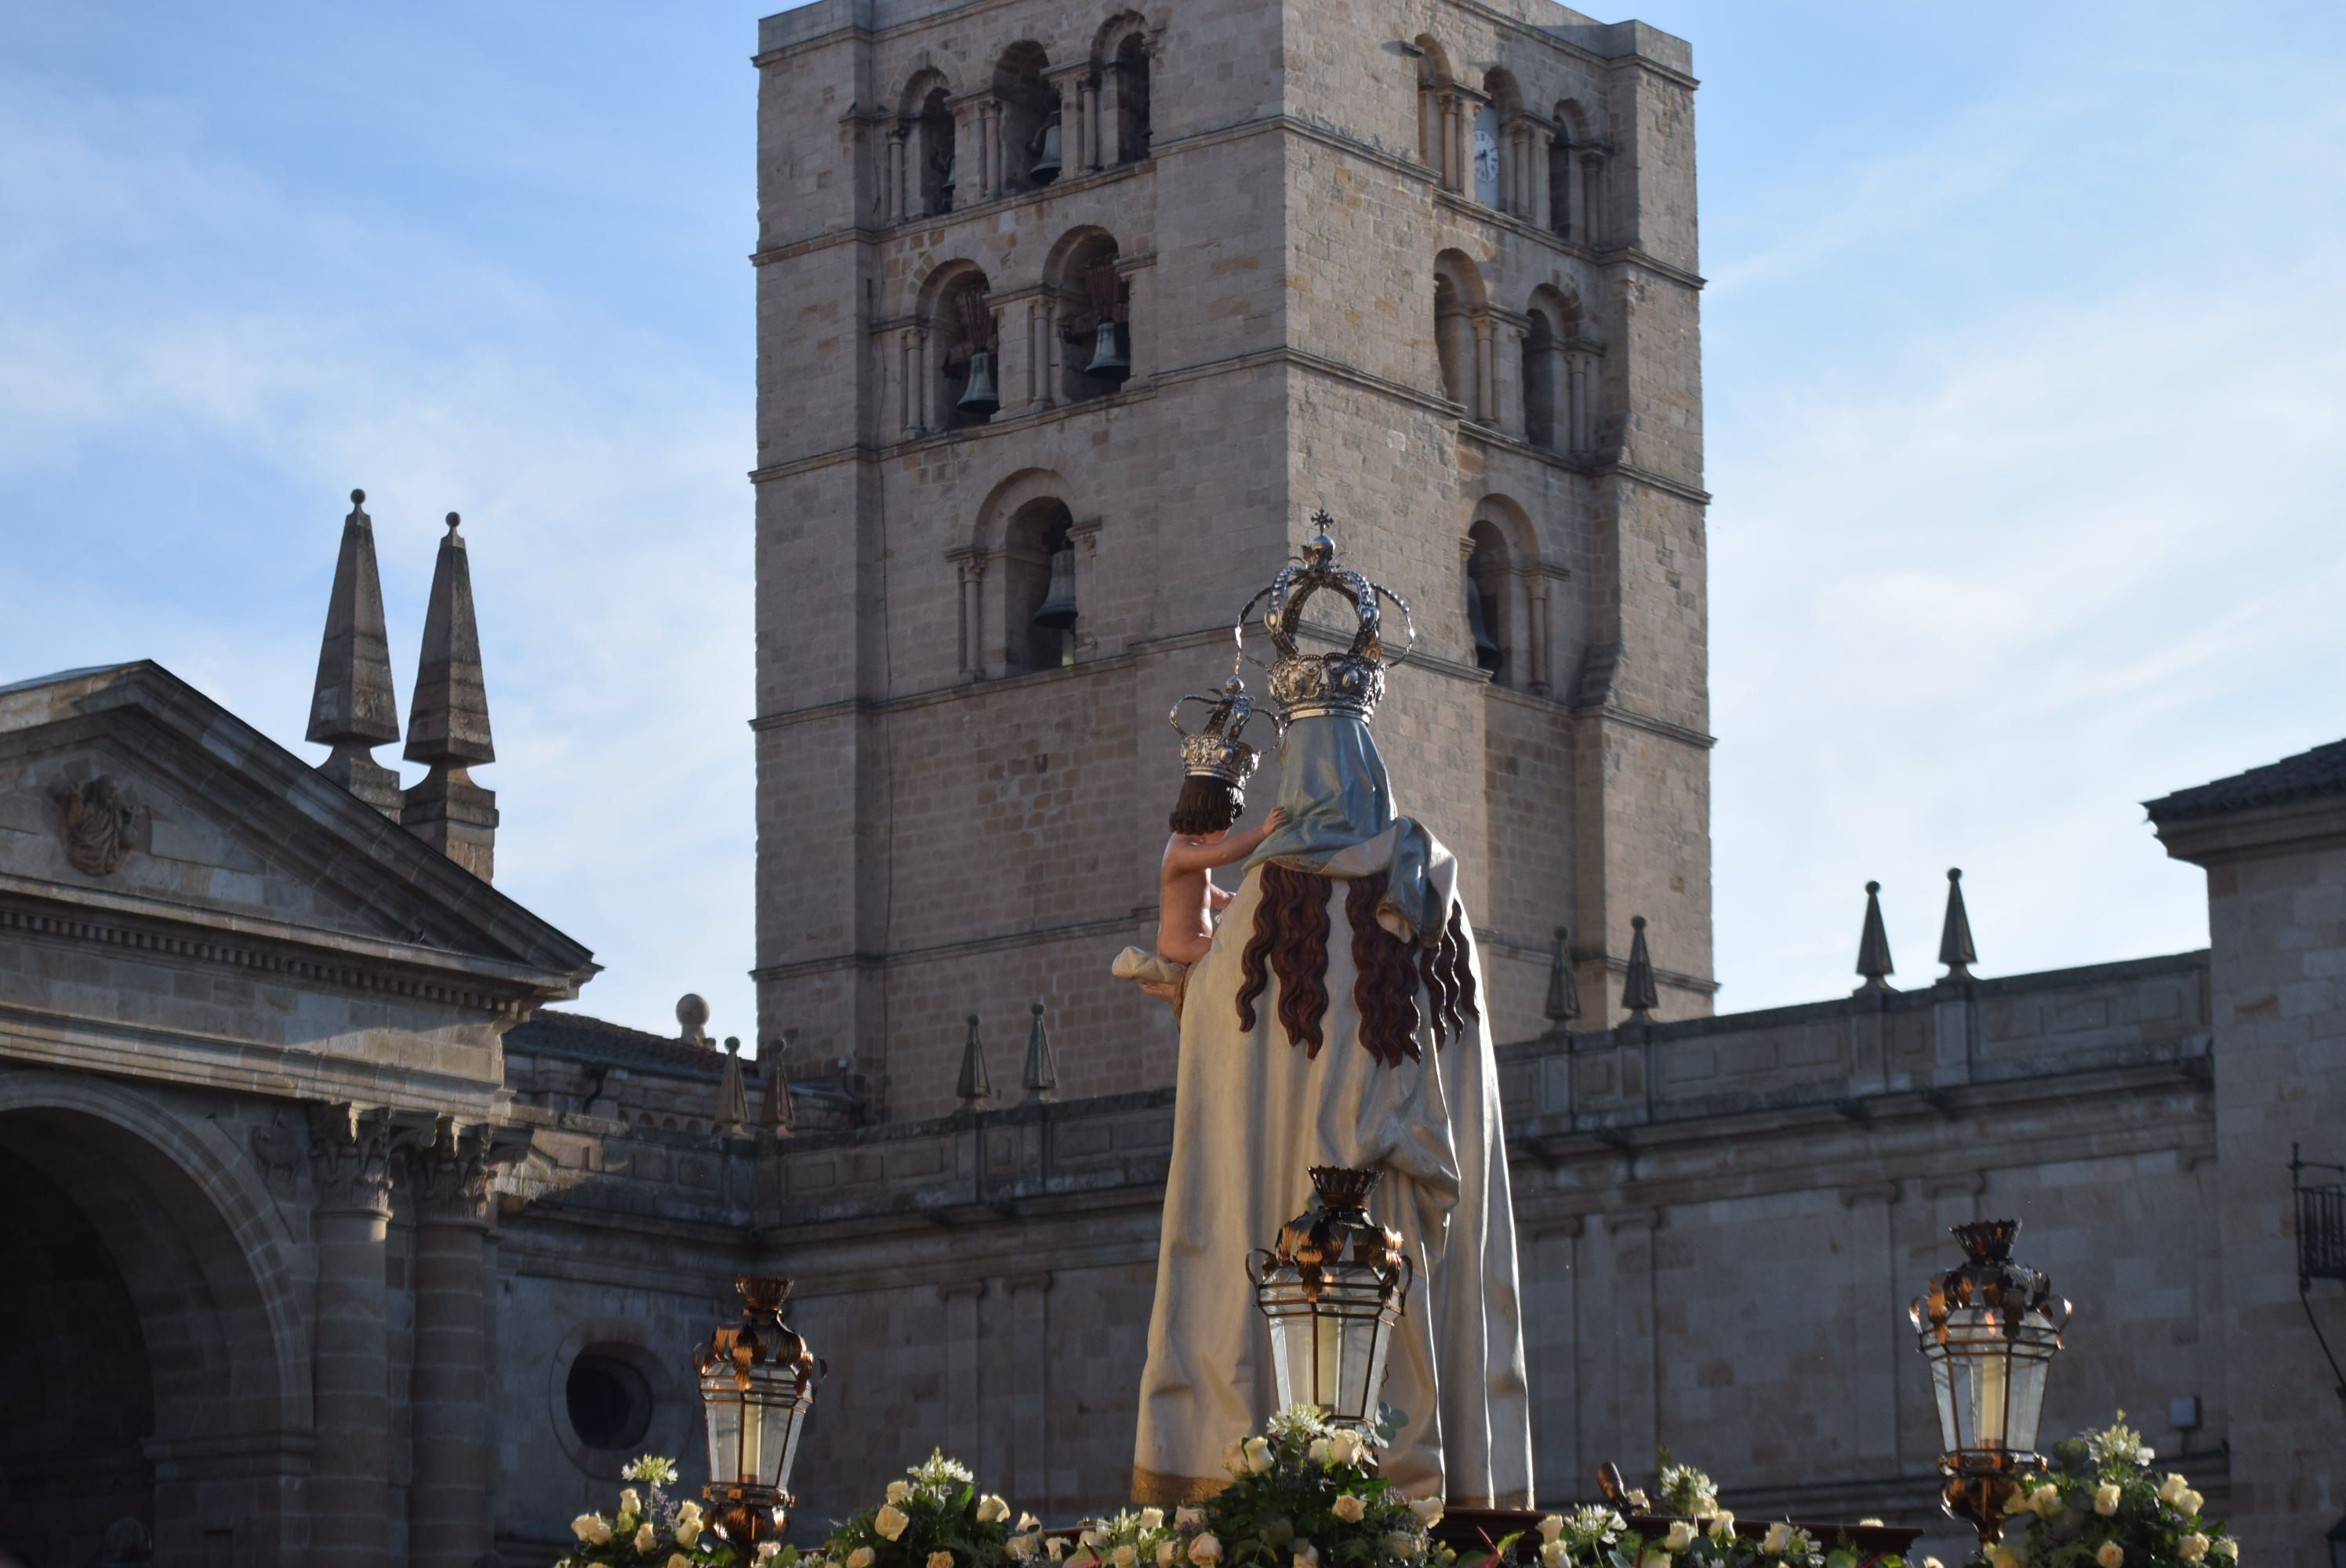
[1237,866,1480,1064]
[1237,863,1333,1054]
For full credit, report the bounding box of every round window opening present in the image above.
[565,1347,654,1450]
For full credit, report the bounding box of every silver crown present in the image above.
[1238,513,1414,722]
[1170,677,1262,786]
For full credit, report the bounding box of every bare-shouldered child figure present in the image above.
[1113,679,1280,1004]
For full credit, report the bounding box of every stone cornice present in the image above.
[2152,795,2346,867]
[0,874,576,1017]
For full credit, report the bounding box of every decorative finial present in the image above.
[1621,915,1658,1023]
[675,993,710,1047]
[759,1029,796,1134]
[1022,1000,1060,1103]
[307,486,403,815]
[1938,867,1977,981]
[714,1036,750,1136]
[1544,924,1580,1026]
[402,503,497,877]
[1855,880,1895,993]
[957,1013,991,1108]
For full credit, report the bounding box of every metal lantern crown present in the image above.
[1250,1166,1414,1431]
[694,1275,819,1543]
[1909,1219,2071,1541]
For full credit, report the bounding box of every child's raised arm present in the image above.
[1163,807,1287,873]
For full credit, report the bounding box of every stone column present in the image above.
[888,126,910,224]
[1530,130,1552,230]
[399,1119,510,1568]
[307,1104,394,1568]
[953,100,983,208]
[1556,145,1577,240]
[1051,70,1090,172]
[1525,572,1552,696]
[1580,154,1604,245]
[957,556,986,679]
[902,328,926,438]
[1473,316,1496,423]
[1418,86,1436,168]
[1564,350,1594,451]
[1445,96,1465,192]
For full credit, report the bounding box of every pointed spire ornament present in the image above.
[1938,867,1978,981]
[1021,1000,1059,1103]
[307,489,404,815]
[715,1036,750,1136]
[956,1014,992,1108]
[759,1029,796,1134]
[1544,925,1580,1026]
[1621,915,1658,1024]
[1855,880,1895,993]
[401,512,499,879]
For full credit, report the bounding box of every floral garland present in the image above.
[1970,1415,2239,1568]
[801,1450,1030,1568]
[557,1456,767,1567]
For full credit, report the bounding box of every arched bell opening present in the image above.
[930,267,1000,430]
[993,42,1061,192]
[913,84,955,215]
[1000,498,1080,673]
[1113,31,1151,162]
[1464,519,1513,686]
[1052,230,1131,404]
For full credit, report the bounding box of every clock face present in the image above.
[1473,129,1498,181]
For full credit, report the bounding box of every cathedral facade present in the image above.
[2,2,2343,1567]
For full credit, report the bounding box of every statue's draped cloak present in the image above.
[1131,714,1534,1505]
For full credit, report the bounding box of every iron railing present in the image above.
[2297,1145,2346,1285]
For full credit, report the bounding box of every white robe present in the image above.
[1129,828,1534,1507]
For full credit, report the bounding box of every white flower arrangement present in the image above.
[1969,1413,2241,1568]
[551,1456,743,1568]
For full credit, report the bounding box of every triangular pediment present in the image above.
[0,662,594,993]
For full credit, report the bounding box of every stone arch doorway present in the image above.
[0,1078,306,1568]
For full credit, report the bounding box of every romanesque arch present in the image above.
[0,1070,306,1567]
[1045,224,1131,404]
[1433,249,1491,419]
[968,467,1089,677]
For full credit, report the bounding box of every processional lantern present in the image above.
[695,1275,819,1546]
[1251,1166,1414,1431]
[1908,1219,2071,1547]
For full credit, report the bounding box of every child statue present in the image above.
[1113,679,1286,1000]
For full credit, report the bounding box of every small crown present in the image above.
[1170,677,1261,786]
[1241,511,1414,723]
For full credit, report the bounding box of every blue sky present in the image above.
[4,1,2341,1044]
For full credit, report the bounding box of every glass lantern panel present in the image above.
[700,1370,745,1485]
[1965,1337,2013,1450]
[749,1365,804,1493]
[1269,1310,1318,1410]
[2005,1310,2058,1454]
[1333,1311,1379,1423]
[1926,1348,1960,1456]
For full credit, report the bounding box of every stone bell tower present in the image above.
[751,0,1712,1120]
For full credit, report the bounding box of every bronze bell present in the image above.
[1029,114,1062,185]
[1465,579,1501,673]
[937,151,955,211]
[1084,318,1131,382]
[1031,545,1078,631]
[957,348,1000,417]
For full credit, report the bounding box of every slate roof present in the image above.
[507,1008,746,1077]
[2144,738,2346,822]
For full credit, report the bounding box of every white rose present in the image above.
[1709,1514,1737,1542]
[2033,1484,2063,1519]
[979,1496,1012,1525]
[1385,1537,1417,1561]
[1538,1545,1566,1568]
[877,1504,911,1542]
[849,1548,877,1568]
[1222,1441,1247,1478]
[1859,1521,1885,1530]
[931,1553,957,1568]
[571,1515,606,1544]
[1410,1498,1445,1529]
[1244,1437,1275,1475]
[635,1523,657,1552]
[619,1489,642,1516]
[675,1520,703,1548]
[1332,1495,1367,1524]
[678,1501,704,1525]
[2136,1447,2156,1466]
[2094,1483,2120,1516]
[1048,1540,1069,1563]
[1116,1546,1138,1568]
[2096,1544,2123,1568]
[1309,1439,1333,1465]
[1189,1534,1223,1565]
[669,1555,693,1568]
[889,1480,914,1504]
[1329,1432,1364,1468]
[1538,1517,1567,1545]
[1295,1548,1322,1568]
[2159,1475,2189,1505]
[2213,1541,2238,1561]
[1627,1491,1651,1512]
[1019,1515,1041,1534]
[1762,1525,1791,1555]
[1642,1554,1670,1568]
[1665,1523,1697,1552]
[1010,1537,1040,1563]
[1158,1543,1178,1567]
[1177,1509,1206,1532]
[1084,1530,1109,1549]
[1924,1559,1945,1568]
[2180,1537,2209,1564]
[761,1548,786,1563]
[1140,1509,1165,1532]
[1986,1544,2023,1568]
[2182,1491,2204,1517]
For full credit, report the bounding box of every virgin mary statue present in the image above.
[1130,528,1534,1508]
